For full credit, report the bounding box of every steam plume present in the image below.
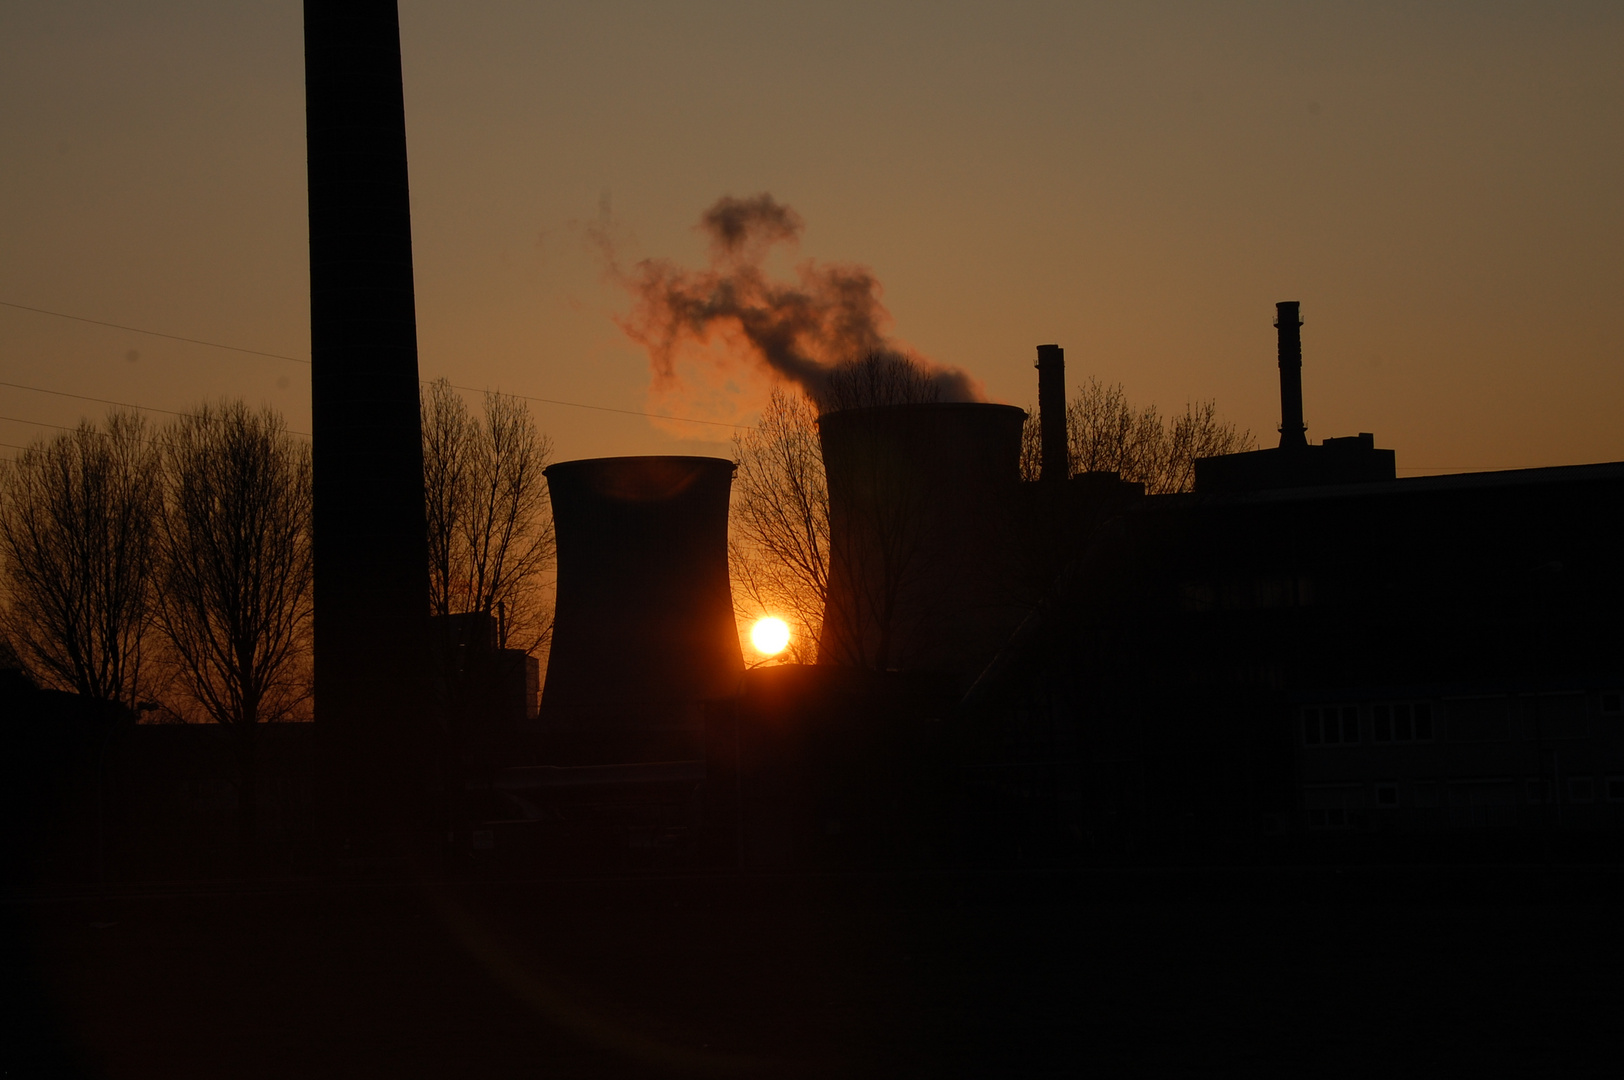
[614,194,983,416]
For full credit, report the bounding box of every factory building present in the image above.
[960,305,1624,854]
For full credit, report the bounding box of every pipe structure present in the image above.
[817,402,1027,681]
[540,457,743,730]
[1276,301,1307,449]
[304,1,433,833]
[1036,344,1068,482]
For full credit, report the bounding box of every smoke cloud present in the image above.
[612,194,984,416]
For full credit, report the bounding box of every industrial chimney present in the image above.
[1276,301,1307,449]
[818,402,1027,681]
[1036,344,1067,482]
[1194,299,1396,492]
[304,2,433,833]
[540,457,743,749]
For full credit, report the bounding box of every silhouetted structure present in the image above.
[1035,344,1067,482]
[304,1,434,839]
[817,402,1028,681]
[1275,300,1307,449]
[539,457,742,758]
[1194,302,1395,492]
[431,612,539,730]
[962,304,1624,856]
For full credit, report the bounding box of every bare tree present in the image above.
[730,387,829,663]
[817,351,943,415]
[0,410,158,709]
[421,379,555,655]
[153,402,312,851]
[1020,378,1254,493]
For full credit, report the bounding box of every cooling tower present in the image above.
[817,403,1027,680]
[304,2,433,828]
[540,457,744,730]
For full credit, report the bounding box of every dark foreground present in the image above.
[6,866,1623,1078]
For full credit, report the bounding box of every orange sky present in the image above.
[2,2,1619,475]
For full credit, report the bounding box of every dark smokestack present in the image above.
[304,2,432,831]
[1275,301,1307,449]
[541,457,743,736]
[1035,344,1067,482]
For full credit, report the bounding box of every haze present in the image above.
[2,1,1618,474]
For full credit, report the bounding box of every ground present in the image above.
[6,867,1623,1077]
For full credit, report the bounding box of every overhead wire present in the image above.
[0,298,751,430]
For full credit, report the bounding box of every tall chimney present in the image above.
[304,2,433,836]
[1275,301,1307,449]
[1035,344,1067,482]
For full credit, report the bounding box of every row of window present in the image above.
[1303,702,1436,746]
[1307,776,1624,817]
[1303,694,1624,747]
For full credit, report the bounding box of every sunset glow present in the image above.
[750,616,791,657]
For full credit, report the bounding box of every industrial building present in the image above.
[11,0,1622,879]
[959,305,1624,855]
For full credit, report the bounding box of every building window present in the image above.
[1304,784,1363,827]
[1601,692,1622,715]
[1608,777,1624,803]
[1569,777,1595,804]
[1373,701,1434,743]
[1526,779,1554,804]
[1374,783,1399,807]
[1304,705,1359,746]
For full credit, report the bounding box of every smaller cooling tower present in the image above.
[540,457,743,730]
[818,403,1027,680]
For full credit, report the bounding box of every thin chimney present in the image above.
[1275,301,1307,449]
[1035,344,1067,482]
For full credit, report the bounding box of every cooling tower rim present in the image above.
[543,454,735,479]
[816,401,1028,424]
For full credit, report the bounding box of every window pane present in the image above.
[1342,706,1359,744]
[1304,708,1321,745]
[1396,702,1413,741]
[1415,703,1434,741]
[1373,704,1391,742]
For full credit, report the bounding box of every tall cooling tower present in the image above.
[817,403,1027,680]
[304,2,432,830]
[540,457,744,732]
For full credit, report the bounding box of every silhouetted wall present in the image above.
[540,457,743,736]
[304,1,434,834]
[818,402,1027,681]
[964,461,1624,850]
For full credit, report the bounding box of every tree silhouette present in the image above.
[729,387,829,663]
[0,410,158,709]
[1021,378,1255,492]
[153,402,312,854]
[421,378,555,654]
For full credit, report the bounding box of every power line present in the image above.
[0,299,309,364]
[0,382,313,437]
[435,381,748,429]
[0,414,80,433]
[1,298,751,431]
[0,380,187,417]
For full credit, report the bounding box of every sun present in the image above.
[750,616,791,657]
